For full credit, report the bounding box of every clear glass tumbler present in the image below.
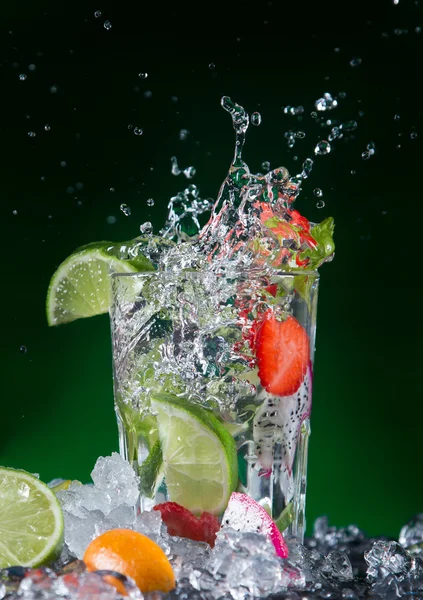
[110,268,319,542]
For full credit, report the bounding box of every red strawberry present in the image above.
[255,310,310,396]
[153,502,220,547]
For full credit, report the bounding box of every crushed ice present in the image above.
[1,454,423,599]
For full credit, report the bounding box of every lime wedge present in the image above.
[0,467,64,568]
[46,241,154,326]
[150,393,238,515]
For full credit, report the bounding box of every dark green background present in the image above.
[1,0,422,538]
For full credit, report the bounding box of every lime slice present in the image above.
[0,467,64,568]
[150,393,238,515]
[46,241,154,326]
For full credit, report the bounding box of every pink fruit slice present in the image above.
[221,492,288,558]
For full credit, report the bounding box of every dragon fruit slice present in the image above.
[221,492,288,558]
[253,364,312,472]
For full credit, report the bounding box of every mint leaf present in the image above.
[300,217,335,269]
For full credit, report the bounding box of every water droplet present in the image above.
[44,124,51,131]
[19,73,27,81]
[179,129,190,141]
[103,20,112,30]
[334,47,340,52]
[146,198,155,206]
[170,156,181,176]
[106,215,117,224]
[313,188,323,197]
[394,114,401,120]
[50,85,58,93]
[416,26,422,34]
[316,200,325,209]
[134,127,143,136]
[12,209,18,215]
[315,93,338,111]
[138,72,148,79]
[310,111,318,119]
[60,161,67,167]
[94,10,102,17]
[261,161,271,172]
[110,187,115,192]
[127,124,133,130]
[251,112,262,126]
[28,64,36,72]
[396,144,402,150]
[19,345,27,354]
[410,132,418,139]
[41,176,46,181]
[140,221,153,235]
[301,158,314,178]
[341,120,358,132]
[66,186,75,194]
[361,150,371,159]
[351,169,356,175]
[120,203,131,216]
[171,96,178,103]
[208,62,216,70]
[349,57,362,67]
[295,131,306,139]
[76,182,84,190]
[144,90,152,98]
[314,140,331,155]
[27,131,36,137]
[366,141,376,155]
[183,166,196,179]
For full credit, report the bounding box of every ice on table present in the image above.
[4,455,419,599]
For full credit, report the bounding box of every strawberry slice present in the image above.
[153,502,220,547]
[255,310,309,396]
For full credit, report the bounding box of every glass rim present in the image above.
[111,268,320,279]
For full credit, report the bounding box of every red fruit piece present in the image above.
[153,502,220,548]
[255,311,309,396]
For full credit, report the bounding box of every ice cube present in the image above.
[365,540,414,582]
[399,514,423,550]
[321,550,354,582]
[91,453,140,510]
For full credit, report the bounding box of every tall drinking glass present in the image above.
[110,268,319,542]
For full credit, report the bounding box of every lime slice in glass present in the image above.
[151,393,238,515]
[0,467,64,568]
[46,241,153,326]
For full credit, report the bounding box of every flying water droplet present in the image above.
[261,161,271,172]
[94,10,102,17]
[313,188,323,197]
[394,114,401,120]
[110,187,115,192]
[316,200,325,209]
[410,132,418,139]
[314,140,331,155]
[366,141,376,156]
[146,198,155,206]
[170,156,181,176]
[44,124,51,131]
[351,169,356,175]
[179,129,189,140]
[140,221,153,235]
[60,161,67,167]
[134,127,143,136]
[183,166,196,179]
[315,93,338,111]
[251,112,262,126]
[349,57,362,67]
[28,131,36,137]
[208,62,216,70]
[361,150,371,159]
[12,209,18,215]
[106,215,117,224]
[19,345,27,354]
[19,73,27,81]
[341,120,358,132]
[138,72,148,79]
[295,131,306,139]
[28,64,36,72]
[103,20,112,30]
[120,203,131,216]
[50,85,58,94]
[301,158,313,178]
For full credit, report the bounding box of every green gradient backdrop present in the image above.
[1,0,422,538]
